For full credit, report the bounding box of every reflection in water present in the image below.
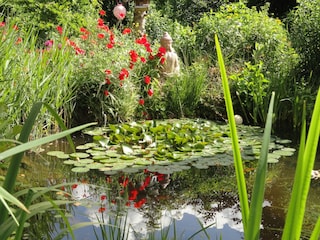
[19,144,320,240]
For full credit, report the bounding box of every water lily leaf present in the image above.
[47,151,65,157]
[106,151,120,158]
[63,160,77,165]
[267,158,279,163]
[273,149,295,157]
[90,151,107,156]
[83,128,105,136]
[86,163,105,169]
[71,167,90,173]
[69,152,90,159]
[79,159,94,164]
[122,167,141,174]
[76,145,91,150]
[276,139,292,144]
[120,155,136,160]
[56,153,70,159]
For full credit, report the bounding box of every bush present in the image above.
[195,2,300,125]
[286,0,320,87]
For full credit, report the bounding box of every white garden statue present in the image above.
[160,32,180,77]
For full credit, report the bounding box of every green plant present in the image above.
[0,20,77,136]
[230,61,270,124]
[164,62,208,118]
[196,2,299,127]
[0,102,96,239]
[215,33,320,239]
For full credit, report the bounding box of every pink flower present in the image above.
[0,22,5,27]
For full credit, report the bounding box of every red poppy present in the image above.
[134,198,146,208]
[104,90,109,96]
[98,207,106,213]
[147,89,154,97]
[109,34,115,44]
[75,47,85,55]
[119,68,129,80]
[106,43,114,49]
[122,28,131,34]
[135,35,147,45]
[105,69,112,74]
[97,18,104,26]
[129,50,138,63]
[80,27,89,34]
[97,33,105,39]
[129,189,138,200]
[100,195,107,201]
[105,78,111,85]
[157,46,166,57]
[139,99,145,105]
[56,26,63,35]
[129,62,134,69]
[80,34,88,40]
[140,57,146,63]
[160,57,166,64]
[144,76,151,84]
[99,10,106,16]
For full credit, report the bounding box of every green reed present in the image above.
[0,102,96,239]
[215,33,320,239]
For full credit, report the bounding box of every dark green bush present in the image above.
[286,0,320,87]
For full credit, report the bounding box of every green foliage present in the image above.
[164,62,208,118]
[1,0,101,41]
[151,0,230,26]
[230,61,270,124]
[286,0,320,86]
[0,21,76,137]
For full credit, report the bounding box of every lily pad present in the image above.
[47,151,65,157]
[69,152,90,159]
[71,167,90,173]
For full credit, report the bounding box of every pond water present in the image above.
[9,126,320,240]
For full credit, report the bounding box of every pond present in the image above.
[8,120,320,240]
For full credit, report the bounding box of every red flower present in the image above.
[144,76,151,84]
[147,89,154,97]
[157,46,166,57]
[105,78,111,84]
[97,18,104,26]
[13,25,19,31]
[135,35,147,45]
[71,184,78,189]
[99,10,106,16]
[80,34,88,40]
[105,69,112,75]
[56,26,63,35]
[119,68,129,80]
[80,27,89,34]
[129,189,138,200]
[139,98,145,105]
[106,43,114,49]
[104,90,109,96]
[97,33,105,39]
[98,207,106,213]
[129,50,139,63]
[160,57,166,64]
[0,22,5,27]
[122,28,131,34]
[134,198,146,208]
[15,37,22,44]
[109,34,115,44]
[140,57,146,63]
[100,195,107,201]
[75,47,85,55]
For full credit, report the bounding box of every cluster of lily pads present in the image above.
[47,119,295,175]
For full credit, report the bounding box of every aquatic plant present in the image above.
[215,34,320,239]
[0,102,96,239]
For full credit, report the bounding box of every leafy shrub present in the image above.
[151,0,231,26]
[0,0,101,41]
[195,2,299,125]
[145,6,199,66]
[286,0,320,86]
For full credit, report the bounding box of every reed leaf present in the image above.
[310,216,320,240]
[214,34,249,234]
[247,92,275,240]
[282,88,320,239]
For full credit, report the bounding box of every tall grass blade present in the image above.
[214,34,249,234]
[310,216,320,240]
[247,91,275,240]
[282,88,320,239]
